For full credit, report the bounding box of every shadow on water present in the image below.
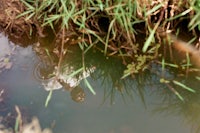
[0,32,200,133]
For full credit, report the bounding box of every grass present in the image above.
[12,0,200,101]
[189,0,200,30]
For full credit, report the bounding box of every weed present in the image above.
[15,0,200,101]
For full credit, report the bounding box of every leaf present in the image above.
[174,91,184,101]
[142,28,156,53]
[45,90,53,107]
[146,3,163,16]
[84,78,96,95]
[173,80,196,93]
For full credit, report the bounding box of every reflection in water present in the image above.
[0,34,15,74]
[34,45,96,103]
[153,75,200,133]
[21,117,52,133]
[33,40,131,103]
[70,86,85,102]
[0,33,200,132]
[32,36,200,132]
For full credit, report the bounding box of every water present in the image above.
[0,33,198,133]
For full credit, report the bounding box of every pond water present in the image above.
[0,33,199,133]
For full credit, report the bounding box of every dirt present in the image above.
[0,0,37,47]
[0,0,30,32]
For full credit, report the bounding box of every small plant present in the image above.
[2,0,199,101]
[189,0,200,30]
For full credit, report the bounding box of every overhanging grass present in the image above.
[17,0,200,101]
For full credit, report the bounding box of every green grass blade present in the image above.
[17,10,34,18]
[142,28,156,52]
[67,68,84,78]
[173,80,196,93]
[174,91,184,101]
[167,8,192,21]
[146,3,162,16]
[105,19,115,55]
[84,78,96,95]
[25,12,35,21]
[196,76,200,80]
[45,90,53,107]
[20,0,35,10]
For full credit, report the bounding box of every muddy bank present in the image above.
[0,0,37,46]
[1,0,200,76]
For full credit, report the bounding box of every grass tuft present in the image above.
[15,0,200,101]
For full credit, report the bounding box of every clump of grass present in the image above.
[16,0,200,100]
[189,0,200,30]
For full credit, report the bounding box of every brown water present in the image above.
[0,33,199,133]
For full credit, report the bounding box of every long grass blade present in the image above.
[67,68,84,78]
[84,78,96,95]
[142,28,156,53]
[173,80,196,93]
[105,19,115,55]
[146,3,162,16]
[45,90,53,107]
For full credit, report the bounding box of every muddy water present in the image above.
[0,33,198,133]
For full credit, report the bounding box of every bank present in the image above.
[0,0,200,100]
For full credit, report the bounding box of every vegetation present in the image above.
[1,1,200,132]
[0,0,200,101]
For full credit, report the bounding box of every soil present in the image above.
[0,0,199,64]
[0,0,37,47]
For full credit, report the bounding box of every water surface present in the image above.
[0,33,198,133]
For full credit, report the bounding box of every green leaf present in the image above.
[142,28,156,53]
[173,80,196,93]
[84,78,96,95]
[45,90,53,107]
[146,3,162,16]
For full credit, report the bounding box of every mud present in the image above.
[0,0,37,47]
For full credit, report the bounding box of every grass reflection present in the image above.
[153,72,200,133]
[33,38,143,103]
[33,39,159,105]
[1,30,200,132]
[30,28,200,132]
[154,94,200,133]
